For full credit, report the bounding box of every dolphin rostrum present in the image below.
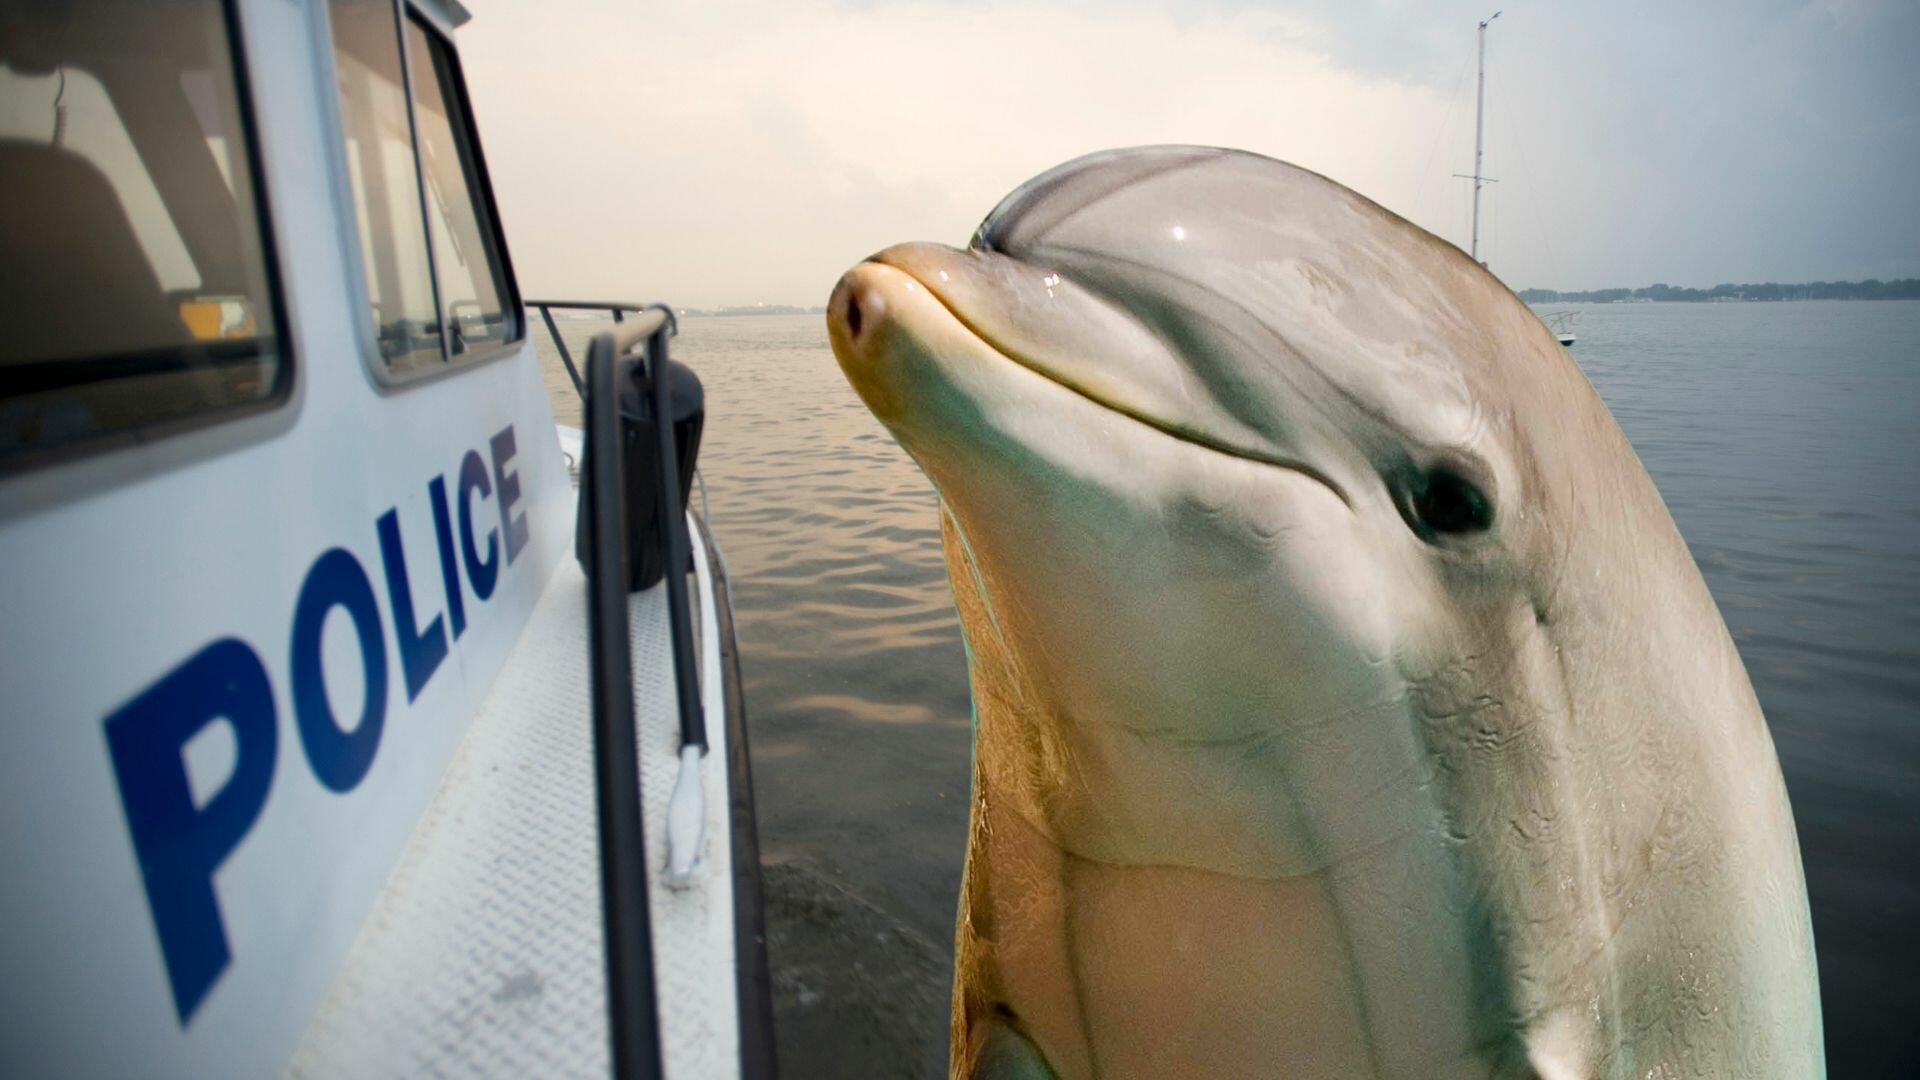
[827,146,1822,1079]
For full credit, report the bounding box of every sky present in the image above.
[456,0,1920,308]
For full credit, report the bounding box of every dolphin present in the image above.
[825,146,1822,1079]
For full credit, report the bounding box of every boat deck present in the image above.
[290,545,742,1077]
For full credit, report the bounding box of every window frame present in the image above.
[320,0,524,392]
[0,0,297,480]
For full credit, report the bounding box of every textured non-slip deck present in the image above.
[290,550,740,1078]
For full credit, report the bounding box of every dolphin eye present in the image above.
[1406,467,1494,538]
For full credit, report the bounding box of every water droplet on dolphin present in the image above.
[1171,224,1188,241]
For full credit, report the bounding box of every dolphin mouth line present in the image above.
[867,255,1353,508]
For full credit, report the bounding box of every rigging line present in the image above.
[1457,171,1468,258]
[1410,39,1478,239]
[1491,59,1564,291]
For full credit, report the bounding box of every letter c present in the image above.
[459,449,499,600]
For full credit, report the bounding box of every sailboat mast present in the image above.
[1470,10,1500,263]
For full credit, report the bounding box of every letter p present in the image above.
[104,638,277,1022]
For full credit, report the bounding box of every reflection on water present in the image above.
[537,301,1919,1077]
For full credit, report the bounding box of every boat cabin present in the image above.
[0,2,769,1075]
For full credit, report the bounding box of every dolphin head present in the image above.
[827,147,1819,1076]
[829,146,1592,877]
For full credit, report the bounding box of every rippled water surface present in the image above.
[539,300,1919,1077]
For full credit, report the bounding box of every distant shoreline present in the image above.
[677,305,827,318]
[538,284,1920,317]
[1519,279,1919,304]
[529,305,827,322]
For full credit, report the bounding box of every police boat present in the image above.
[0,1,774,1076]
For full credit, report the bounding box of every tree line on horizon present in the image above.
[677,303,827,318]
[1517,279,1920,303]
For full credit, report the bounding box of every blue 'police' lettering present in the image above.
[459,448,499,600]
[491,425,529,565]
[291,548,389,791]
[376,508,447,702]
[428,476,467,639]
[104,638,277,1022]
[110,425,528,1024]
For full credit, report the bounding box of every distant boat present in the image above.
[1455,11,1576,348]
[1543,309,1578,347]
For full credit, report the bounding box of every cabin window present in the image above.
[0,0,288,474]
[325,0,516,377]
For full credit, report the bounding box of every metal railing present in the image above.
[581,322,663,1080]
[527,300,678,399]
[579,304,701,1080]
[548,297,774,1079]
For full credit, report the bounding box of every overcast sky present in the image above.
[457,0,1919,307]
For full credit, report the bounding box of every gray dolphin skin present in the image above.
[826,146,1823,1079]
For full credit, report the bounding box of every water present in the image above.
[536,300,1920,1077]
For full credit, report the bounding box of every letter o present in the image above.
[290,548,389,792]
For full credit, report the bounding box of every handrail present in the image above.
[639,311,705,755]
[582,338,665,1080]
[613,305,673,356]
[579,309,717,1079]
[526,300,680,400]
[546,296,696,757]
[526,299,650,314]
